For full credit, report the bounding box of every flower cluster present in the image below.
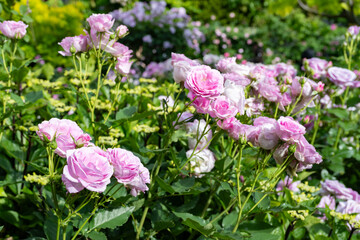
[59,13,133,75]
[37,118,150,196]
[318,179,360,228]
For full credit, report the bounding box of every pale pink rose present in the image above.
[258,83,282,102]
[328,67,360,88]
[291,77,313,98]
[317,195,336,209]
[223,73,251,86]
[185,65,224,98]
[244,98,264,117]
[86,29,115,50]
[186,149,215,177]
[37,118,92,158]
[337,200,360,230]
[105,42,132,59]
[0,20,28,39]
[62,147,112,193]
[115,58,133,75]
[116,25,128,37]
[279,92,292,112]
[253,117,279,150]
[276,176,300,192]
[223,81,245,115]
[277,116,306,142]
[87,14,114,32]
[107,148,141,182]
[348,26,360,36]
[58,35,88,56]
[216,57,236,72]
[173,61,192,83]
[186,119,212,149]
[320,180,355,200]
[127,165,150,197]
[209,96,238,119]
[303,58,331,79]
[275,63,297,78]
[175,112,193,125]
[171,52,199,66]
[294,136,322,165]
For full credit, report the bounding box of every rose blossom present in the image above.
[58,35,88,56]
[277,116,306,142]
[171,52,199,67]
[86,29,115,50]
[115,57,133,75]
[294,136,322,165]
[320,180,355,200]
[107,148,150,196]
[276,176,300,192]
[317,195,336,209]
[258,82,282,102]
[62,147,112,193]
[303,58,331,79]
[209,96,238,119]
[223,73,251,86]
[87,14,114,32]
[116,25,128,37]
[188,92,211,114]
[327,67,360,88]
[173,61,192,83]
[186,149,216,177]
[185,65,224,98]
[216,57,236,72]
[105,42,132,59]
[223,81,245,115]
[37,118,92,158]
[0,20,28,39]
[348,26,360,36]
[253,117,279,150]
[186,119,212,149]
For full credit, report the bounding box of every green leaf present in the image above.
[89,206,134,230]
[0,210,20,228]
[42,63,54,80]
[156,176,175,194]
[10,93,24,106]
[115,106,137,120]
[84,231,107,240]
[25,91,43,103]
[171,177,195,193]
[327,108,349,119]
[173,212,215,236]
[44,213,58,240]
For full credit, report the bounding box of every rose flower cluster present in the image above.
[59,13,132,75]
[37,118,150,196]
[172,52,323,174]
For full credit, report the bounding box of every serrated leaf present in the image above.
[173,212,215,236]
[89,206,134,230]
[84,231,107,240]
[10,93,24,106]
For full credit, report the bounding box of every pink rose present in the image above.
[244,98,264,117]
[277,116,306,142]
[0,20,28,39]
[276,176,300,192]
[173,61,192,83]
[62,147,112,193]
[107,148,150,196]
[348,26,360,36]
[185,65,224,98]
[87,14,114,32]
[258,83,282,102]
[188,92,211,114]
[253,117,279,150]
[115,57,133,75]
[58,35,88,56]
[320,180,354,200]
[275,63,297,78]
[209,96,238,119]
[171,52,199,67]
[186,119,212,150]
[328,67,360,88]
[223,73,251,86]
[37,118,92,158]
[105,42,132,59]
[216,57,236,72]
[303,58,331,79]
[291,77,313,98]
[294,136,322,165]
[116,25,128,37]
[86,29,115,50]
[317,195,335,209]
[223,81,245,115]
